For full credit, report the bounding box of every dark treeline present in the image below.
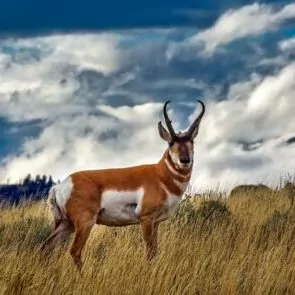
[0,174,56,206]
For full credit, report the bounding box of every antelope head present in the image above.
[158,100,205,169]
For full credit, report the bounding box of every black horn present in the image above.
[163,100,176,138]
[186,100,205,137]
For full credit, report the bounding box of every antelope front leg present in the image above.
[140,215,159,261]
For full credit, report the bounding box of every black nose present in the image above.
[180,158,190,164]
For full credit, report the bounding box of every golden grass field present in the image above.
[1,183,295,295]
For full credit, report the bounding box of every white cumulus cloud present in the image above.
[279,37,295,52]
[0,23,295,193]
[188,3,295,54]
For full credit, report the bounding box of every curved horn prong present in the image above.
[163,100,176,138]
[186,100,205,137]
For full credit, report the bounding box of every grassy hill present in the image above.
[0,184,295,294]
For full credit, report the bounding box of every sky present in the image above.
[0,0,295,192]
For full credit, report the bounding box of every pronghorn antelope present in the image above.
[41,100,205,270]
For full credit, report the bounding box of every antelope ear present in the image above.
[190,125,200,139]
[158,122,172,143]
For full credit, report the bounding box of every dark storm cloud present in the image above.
[0,118,43,159]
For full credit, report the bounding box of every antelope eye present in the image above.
[168,141,174,147]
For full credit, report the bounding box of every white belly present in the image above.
[98,187,181,226]
[99,188,144,225]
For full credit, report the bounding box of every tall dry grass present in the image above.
[1,185,295,295]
